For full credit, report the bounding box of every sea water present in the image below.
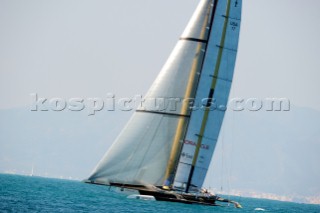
[0,174,319,212]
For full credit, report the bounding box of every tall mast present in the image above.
[173,0,242,192]
[185,0,231,193]
[163,0,216,188]
[185,0,218,192]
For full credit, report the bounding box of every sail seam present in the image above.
[221,15,240,20]
[136,110,190,118]
[179,162,192,166]
[216,45,237,52]
[195,133,217,141]
[177,161,209,170]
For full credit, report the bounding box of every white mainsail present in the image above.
[88,0,241,192]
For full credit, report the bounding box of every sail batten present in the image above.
[179,37,208,44]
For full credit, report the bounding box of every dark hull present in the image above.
[110,182,220,206]
[139,189,219,206]
[84,181,241,207]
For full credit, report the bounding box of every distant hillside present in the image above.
[0,105,319,202]
[0,108,131,179]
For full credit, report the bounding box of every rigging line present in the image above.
[163,0,213,186]
[186,0,232,193]
[221,116,225,194]
[228,84,236,202]
[224,51,230,200]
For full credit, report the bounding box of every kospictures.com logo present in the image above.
[30,93,290,116]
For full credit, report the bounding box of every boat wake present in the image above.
[254,208,266,211]
[127,194,156,201]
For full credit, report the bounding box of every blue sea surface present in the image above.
[0,174,319,212]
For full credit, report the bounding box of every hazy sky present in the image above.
[1,0,320,110]
[1,0,320,203]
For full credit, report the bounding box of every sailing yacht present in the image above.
[86,0,242,207]
[30,165,34,177]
